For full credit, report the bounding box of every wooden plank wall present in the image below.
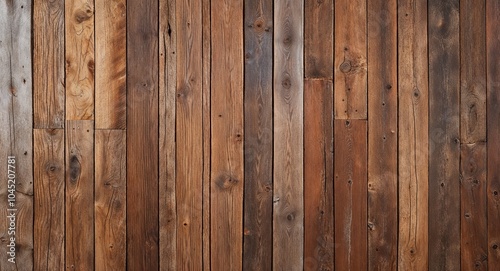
[0,0,499,270]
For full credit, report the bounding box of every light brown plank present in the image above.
[159,0,177,269]
[273,0,304,269]
[0,0,33,269]
[210,0,244,268]
[34,0,65,128]
[304,79,334,270]
[66,120,94,270]
[304,0,333,78]
[176,0,203,268]
[95,130,126,271]
[397,0,429,269]
[95,0,126,129]
[334,0,367,119]
[34,129,65,270]
[65,0,95,120]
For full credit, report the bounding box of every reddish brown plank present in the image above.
[304,0,333,78]
[487,0,500,267]
[334,119,367,271]
[126,0,159,268]
[95,130,126,271]
[34,129,65,270]
[210,0,244,268]
[304,79,334,270]
[66,120,94,270]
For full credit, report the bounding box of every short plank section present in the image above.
[34,129,65,270]
[273,0,304,269]
[95,0,126,129]
[428,0,461,270]
[304,79,334,270]
[334,119,367,271]
[304,0,333,78]
[65,0,95,120]
[34,0,65,128]
[95,130,126,271]
[66,120,94,270]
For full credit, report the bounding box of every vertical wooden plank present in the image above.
[202,0,211,268]
[486,0,500,267]
[66,120,94,270]
[33,0,65,128]
[334,119,367,271]
[367,0,397,269]
[397,0,429,269]
[176,0,203,268]
[304,79,334,270]
[428,0,460,270]
[95,130,126,271]
[460,143,488,270]
[33,129,65,270]
[243,0,273,269]
[273,0,304,269]
[95,0,126,129]
[334,0,367,119]
[210,0,244,268]
[65,0,94,120]
[0,0,33,269]
[304,0,333,79]
[159,0,177,269]
[126,0,159,267]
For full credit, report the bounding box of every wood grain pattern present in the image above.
[33,0,65,128]
[159,0,177,269]
[65,120,94,270]
[334,0,367,119]
[33,129,65,270]
[367,0,397,269]
[397,0,429,269]
[243,0,273,269]
[428,0,461,270]
[486,0,500,267]
[460,143,488,270]
[126,0,159,268]
[0,1,33,269]
[95,130,126,271]
[176,0,203,268]
[65,0,94,120]
[334,119,367,271]
[304,0,333,79]
[95,0,126,129]
[304,79,334,271]
[210,0,244,268]
[273,0,304,269]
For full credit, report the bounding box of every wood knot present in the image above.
[74,8,93,24]
[282,78,291,89]
[87,60,95,74]
[215,173,239,190]
[283,35,292,45]
[286,212,295,221]
[493,244,498,250]
[253,18,265,32]
[340,61,352,73]
[69,155,81,182]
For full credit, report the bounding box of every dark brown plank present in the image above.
[367,0,397,268]
[126,0,159,267]
[486,0,500,267]
[334,0,367,119]
[95,130,126,271]
[34,0,65,128]
[33,129,65,270]
[334,119,367,271]
[460,143,488,270]
[243,0,273,269]
[95,0,126,129]
[304,79,334,270]
[66,120,94,270]
[428,0,461,270]
[159,0,177,269]
[176,0,203,268]
[273,0,304,269]
[210,0,244,268]
[304,0,333,79]
[397,0,429,269]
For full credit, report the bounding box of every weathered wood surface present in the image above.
[304,0,333,79]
